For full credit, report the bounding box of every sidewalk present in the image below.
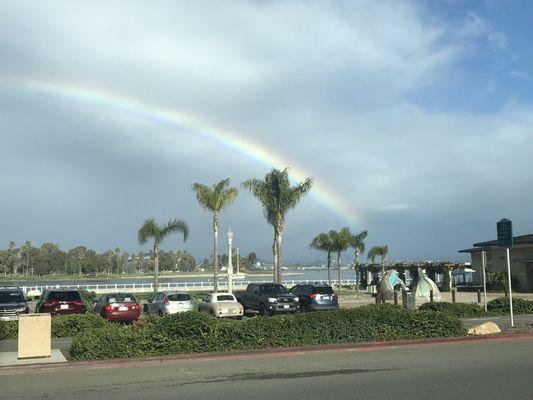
[461,314,533,332]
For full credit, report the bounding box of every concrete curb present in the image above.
[1,332,533,375]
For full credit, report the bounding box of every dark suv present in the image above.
[0,286,29,321]
[36,289,86,316]
[290,284,338,312]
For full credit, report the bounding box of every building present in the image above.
[459,234,533,292]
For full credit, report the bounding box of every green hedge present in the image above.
[0,314,110,340]
[487,297,533,314]
[70,304,466,361]
[419,302,489,318]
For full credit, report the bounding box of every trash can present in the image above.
[402,290,416,310]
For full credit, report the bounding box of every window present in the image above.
[216,295,235,302]
[0,291,24,303]
[47,291,82,301]
[167,294,191,302]
[107,294,136,303]
[260,284,288,295]
[313,286,333,295]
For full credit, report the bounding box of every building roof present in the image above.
[458,247,490,254]
[473,234,533,247]
[459,233,533,253]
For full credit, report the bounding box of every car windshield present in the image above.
[216,295,235,302]
[313,286,334,295]
[167,294,191,302]
[0,291,24,303]
[48,291,82,301]
[260,284,288,295]
[108,294,136,303]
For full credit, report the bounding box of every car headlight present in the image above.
[268,297,277,303]
[293,297,299,302]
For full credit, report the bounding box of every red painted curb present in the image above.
[1,332,532,375]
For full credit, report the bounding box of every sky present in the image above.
[1,0,533,264]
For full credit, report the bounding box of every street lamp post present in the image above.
[236,248,240,275]
[227,227,234,294]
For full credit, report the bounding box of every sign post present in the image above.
[497,218,514,327]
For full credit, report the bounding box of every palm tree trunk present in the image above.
[276,230,283,284]
[213,211,219,292]
[154,240,159,292]
[272,230,278,283]
[381,257,385,280]
[355,251,360,291]
[337,252,341,289]
[327,251,332,286]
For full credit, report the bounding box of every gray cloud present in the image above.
[1,1,531,263]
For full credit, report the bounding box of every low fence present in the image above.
[22,279,359,294]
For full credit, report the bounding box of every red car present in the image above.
[94,293,141,322]
[36,289,86,316]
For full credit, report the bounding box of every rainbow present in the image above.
[18,80,358,222]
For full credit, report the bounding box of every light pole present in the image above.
[227,227,234,294]
[236,248,240,275]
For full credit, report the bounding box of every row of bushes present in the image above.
[70,304,466,361]
[419,297,533,317]
[0,314,108,340]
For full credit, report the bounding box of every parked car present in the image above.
[35,289,86,316]
[145,291,194,315]
[0,286,29,321]
[236,283,299,316]
[198,292,244,319]
[93,293,141,322]
[290,284,338,312]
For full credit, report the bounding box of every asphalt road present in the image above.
[1,337,532,400]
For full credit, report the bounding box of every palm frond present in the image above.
[160,218,190,242]
[138,218,158,245]
[193,179,239,212]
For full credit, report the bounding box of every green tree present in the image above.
[138,218,189,292]
[367,245,389,281]
[309,232,335,285]
[243,168,313,283]
[350,230,368,289]
[330,227,353,287]
[192,178,238,292]
[114,247,121,274]
[22,241,31,275]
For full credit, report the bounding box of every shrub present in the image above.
[70,305,466,361]
[487,297,533,314]
[0,313,109,340]
[51,313,108,337]
[419,302,489,318]
[0,321,18,340]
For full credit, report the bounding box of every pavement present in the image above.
[0,335,532,400]
[462,313,533,330]
[0,349,66,366]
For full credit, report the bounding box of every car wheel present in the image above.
[259,304,270,317]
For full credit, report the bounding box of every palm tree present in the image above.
[367,245,389,281]
[350,231,368,289]
[138,218,189,292]
[309,232,335,285]
[192,178,238,292]
[243,168,313,283]
[330,227,353,288]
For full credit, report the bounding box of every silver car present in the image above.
[145,291,194,316]
[198,293,244,319]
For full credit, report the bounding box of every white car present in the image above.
[145,292,194,315]
[198,293,244,319]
